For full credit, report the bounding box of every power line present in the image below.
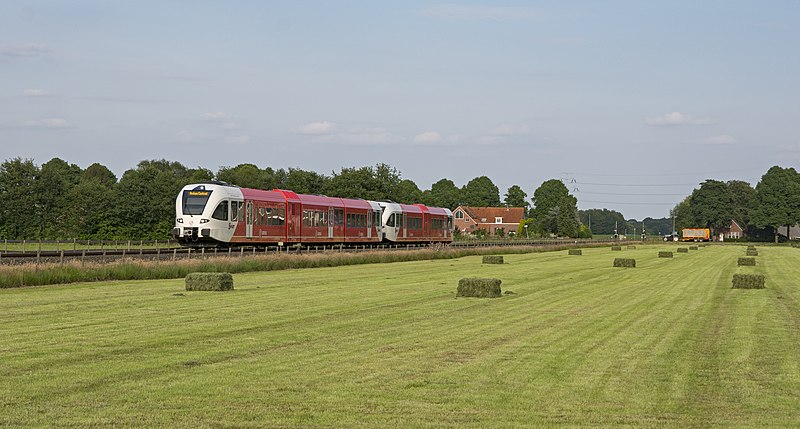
[575,181,698,187]
[578,191,686,196]
[580,200,676,206]
[561,167,766,178]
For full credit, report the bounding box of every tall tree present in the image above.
[751,166,800,242]
[504,185,529,214]
[556,198,579,238]
[462,176,501,207]
[324,164,402,201]
[217,163,270,189]
[689,179,735,234]
[424,178,461,209]
[671,196,694,233]
[82,162,117,186]
[283,168,329,194]
[531,179,576,236]
[0,158,39,238]
[394,179,424,204]
[726,180,755,226]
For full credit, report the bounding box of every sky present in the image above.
[2,1,799,220]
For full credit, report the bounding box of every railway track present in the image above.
[0,239,612,266]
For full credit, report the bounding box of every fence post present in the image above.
[173,248,177,261]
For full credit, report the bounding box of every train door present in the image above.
[328,207,334,239]
[288,203,301,240]
[366,210,372,239]
[246,201,253,238]
[401,213,406,239]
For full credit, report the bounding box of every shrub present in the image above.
[457,278,502,298]
[677,248,689,253]
[732,274,765,289]
[738,257,756,266]
[658,251,673,258]
[482,255,504,264]
[611,246,622,251]
[185,272,234,291]
[689,246,698,250]
[613,258,636,268]
[746,249,758,256]
[568,249,582,256]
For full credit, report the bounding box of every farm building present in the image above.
[453,206,525,236]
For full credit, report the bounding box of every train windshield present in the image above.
[182,189,213,215]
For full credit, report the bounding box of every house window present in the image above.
[454,211,464,219]
[495,217,503,224]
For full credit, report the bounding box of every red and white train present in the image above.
[172,182,453,246]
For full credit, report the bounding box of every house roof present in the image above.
[455,206,525,224]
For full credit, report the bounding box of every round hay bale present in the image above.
[185,272,234,291]
[457,278,502,298]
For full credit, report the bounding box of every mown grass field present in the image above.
[2,244,799,428]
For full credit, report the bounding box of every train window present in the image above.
[385,214,395,227]
[231,201,239,221]
[268,208,286,226]
[408,217,422,230]
[212,201,229,221]
[334,209,344,226]
[373,211,381,228]
[182,190,212,215]
[432,219,443,230]
[397,213,404,228]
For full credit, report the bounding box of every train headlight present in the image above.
[200,219,210,224]
[176,218,184,223]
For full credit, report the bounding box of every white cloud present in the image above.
[418,5,537,21]
[23,89,51,97]
[225,135,250,145]
[414,131,442,144]
[316,128,398,145]
[200,112,229,121]
[25,118,71,129]
[0,43,51,57]
[491,123,530,136]
[646,112,710,126]
[478,135,505,145]
[298,120,336,135]
[702,134,737,145]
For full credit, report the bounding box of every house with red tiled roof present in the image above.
[453,206,525,236]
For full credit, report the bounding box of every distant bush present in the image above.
[677,248,689,253]
[658,251,673,258]
[732,274,765,289]
[738,257,756,266]
[613,258,636,268]
[611,246,622,251]
[482,255,504,264]
[568,249,582,256]
[185,272,234,291]
[457,278,502,298]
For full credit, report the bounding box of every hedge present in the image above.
[185,272,234,291]
[457,278,502,298]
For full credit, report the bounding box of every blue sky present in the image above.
[2,1,799,220]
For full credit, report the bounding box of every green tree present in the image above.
[394,179,424,204]
[462,176,500,207]
[0,158,39,238]
[556,198,579,238]
[531,179,576,236]
[727,180,755,226]
[34,158,83,238]
[578,208,626,235]
[283,168,329,194]
[82,162,117,186]
[424,178,461,209]
[504,185,529,213]
[217,163,270,189]
[751,166,800,243]
[324,163,402,201]
[689,179,735,234]
[671,196,694,233]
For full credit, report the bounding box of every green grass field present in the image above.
[2,245,799,428]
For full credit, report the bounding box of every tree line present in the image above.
[0,157,794,241]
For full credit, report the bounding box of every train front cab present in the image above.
[379,202,453,243]
[174,183,244,245]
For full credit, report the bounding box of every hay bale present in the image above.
[568,249,582,256]
[611,246,622,251]
[482,255,504,264]
[185,272,234,291]
[689,246,698,250]
[732,274,765,289]
[738,257,756,266]
[613,258,636,268]
[658,251,673,258]
[457,278,502,298]
[627,245,636,250]
[677,247,689,253]
[747,245,756,251]
[746,249,758,256]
